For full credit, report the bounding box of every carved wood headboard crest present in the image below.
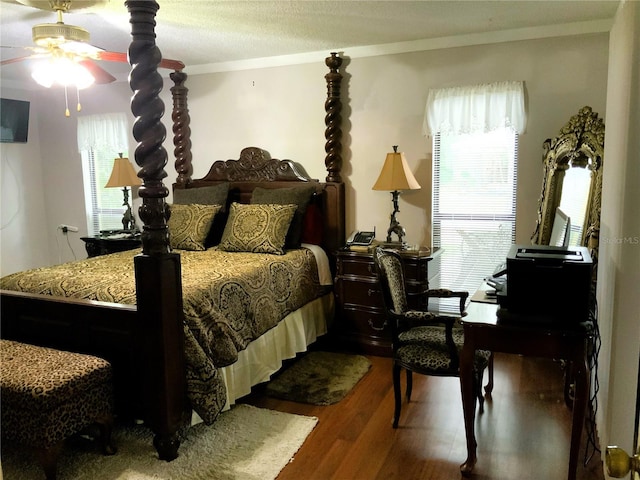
[199,147,314,183]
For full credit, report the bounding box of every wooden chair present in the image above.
[372,247,493,428]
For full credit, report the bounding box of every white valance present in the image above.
[77,112,129,152]
[424,81,527,136]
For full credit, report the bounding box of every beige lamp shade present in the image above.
[105,155,142,188]
[372,148,421,191]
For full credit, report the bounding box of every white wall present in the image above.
[599,1,640,473]
[0,87,48,276]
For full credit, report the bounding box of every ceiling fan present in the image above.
[1,0,185,86]
[1,0,123,86]
[2,0,184,115]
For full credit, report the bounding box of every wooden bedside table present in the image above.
[81,233,142,257]
[334,246,441,356]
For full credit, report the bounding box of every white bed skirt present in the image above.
[191,292,333,424]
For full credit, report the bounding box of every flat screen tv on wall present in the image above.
[1,98,30,143]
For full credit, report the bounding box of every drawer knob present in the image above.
[367,288,377,297]
[368,319,388,331]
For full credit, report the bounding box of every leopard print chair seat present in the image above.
[397,326,492,373]
[0,340,116,480]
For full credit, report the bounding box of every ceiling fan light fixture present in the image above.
[32,22,90,48]
[31,57,95,89]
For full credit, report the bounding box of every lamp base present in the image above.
[120,186,138,232]
[122,204,135,232]
[385,190,407,245]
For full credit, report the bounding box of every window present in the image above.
[80,147,130,234]
[424,81,526,311]
[432,129,518,309]
[77,113,130,235]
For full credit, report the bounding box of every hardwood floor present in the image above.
[240,351,605,480]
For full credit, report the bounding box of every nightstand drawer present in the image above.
[336,256,376,278]
[337,307,391,354]
[345,308,390,338]
[335,278,384,309]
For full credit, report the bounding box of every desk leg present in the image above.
[460,335,477,476]
[567,352,589,480]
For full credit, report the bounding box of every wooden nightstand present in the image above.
[81,232,142,257]
[334,246,441,356]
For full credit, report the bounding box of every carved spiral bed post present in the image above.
[324,52,343,183]
[171,70,193,186]
[323,52,346,253]
[126,0,186,461]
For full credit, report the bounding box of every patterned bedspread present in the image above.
[0,247,324,423]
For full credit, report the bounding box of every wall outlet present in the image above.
[58,224,79,233]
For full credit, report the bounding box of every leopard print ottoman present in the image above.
[0,339,116,480]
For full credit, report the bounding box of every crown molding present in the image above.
[186,19,612,75]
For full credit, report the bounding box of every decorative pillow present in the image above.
[173,183,230,247]
[173,183,229,207]
[251,185,316,248]
[168,204,221,251]
[218,202,297,255]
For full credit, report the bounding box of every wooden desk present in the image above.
[459,300,591,480]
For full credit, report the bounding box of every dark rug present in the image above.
[266,351,372,405]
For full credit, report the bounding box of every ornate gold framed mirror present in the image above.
[531,106,605,283]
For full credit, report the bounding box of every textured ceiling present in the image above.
[0,0,620,87]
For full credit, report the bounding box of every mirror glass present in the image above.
[558,165,593,246]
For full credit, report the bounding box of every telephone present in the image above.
[346,229,375,246]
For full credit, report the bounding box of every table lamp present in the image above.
[372,146,421,247]
[105,153,142,232]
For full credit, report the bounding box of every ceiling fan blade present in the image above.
[1,45,46,55]
[97,50,185,71]
[159,58,185,71]
[1,54,37,66]
[96,50,127,63]
[78,59,115,84]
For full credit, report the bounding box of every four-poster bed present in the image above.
[0,1,345,460]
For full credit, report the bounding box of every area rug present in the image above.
[1,404,317,480]
[265,351,372,405]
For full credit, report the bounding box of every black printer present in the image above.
[498,244,593,324]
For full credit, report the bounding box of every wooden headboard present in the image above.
[173,146,345,259]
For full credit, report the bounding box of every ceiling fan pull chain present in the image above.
[76,86,82,113]
[64,85,70,117]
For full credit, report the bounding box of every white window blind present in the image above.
[426,82,525,311]
[77,113,130,235]
[433,129,518,309]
